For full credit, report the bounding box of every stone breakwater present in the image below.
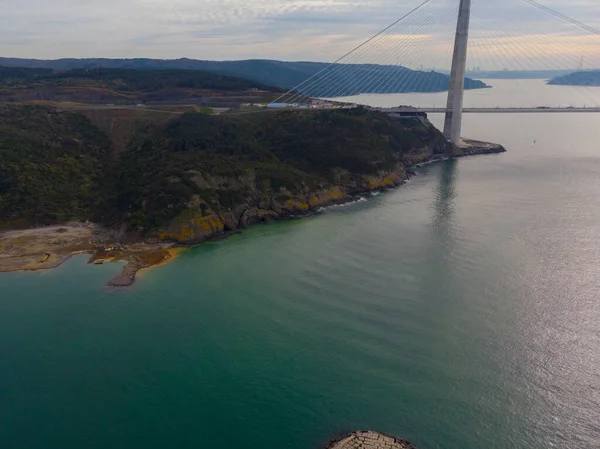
[326,431,418,449]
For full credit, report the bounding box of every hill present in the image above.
[0,67,273,91]
[0,104,451,238]
[0,67,277,105]
[548,71,600,86]
[0,57,489,94]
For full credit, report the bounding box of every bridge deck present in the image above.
[383,107,600,114]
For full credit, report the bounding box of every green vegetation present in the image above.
[100,107,445,229]
[0,66,54,85]
[0,67,278,105]
[0,104,446,230]
[0,105,111,225]
[0,67,273,92]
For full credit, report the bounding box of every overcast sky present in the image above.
[1,0,600,67]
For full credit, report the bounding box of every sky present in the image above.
[1,0,600,67]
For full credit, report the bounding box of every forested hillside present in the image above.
[0,104,449,234]
[0,67,277,105]
[0,105,111,224]
[0,67,273,92]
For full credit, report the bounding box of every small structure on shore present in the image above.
[326,431,417,449]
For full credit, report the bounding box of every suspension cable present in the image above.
[271,0,433,104]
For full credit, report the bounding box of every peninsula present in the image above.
[0,67,505,286]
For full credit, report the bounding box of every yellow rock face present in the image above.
[309,187,346,207]
[285,200,310,211]
[363,169,404,190]
[155,170,405,243]
[158,214,224,242]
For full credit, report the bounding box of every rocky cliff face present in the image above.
[98,108,458,243]
[151,158,433,244]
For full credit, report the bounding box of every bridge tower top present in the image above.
[443,0,472,145]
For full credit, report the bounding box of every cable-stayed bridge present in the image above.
[272,0,600,144]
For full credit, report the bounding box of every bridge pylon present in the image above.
[444,0,471,145]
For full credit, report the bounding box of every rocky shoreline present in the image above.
[111,137,505,287]
[147,137,505,246]
[0,138,505,288]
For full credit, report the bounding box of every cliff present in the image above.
[98,109,451,243]
[152,169,411,244]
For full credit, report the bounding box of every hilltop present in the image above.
[0,57,489,94]
[0,67,278,105]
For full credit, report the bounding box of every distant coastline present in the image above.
[0,58,489,94]
[547,70,600,87]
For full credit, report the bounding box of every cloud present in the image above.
[0,0,599,68]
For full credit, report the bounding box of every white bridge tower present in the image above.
[443,0,472,145]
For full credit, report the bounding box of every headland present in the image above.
[0,134,504,287]
[0,67,504,287]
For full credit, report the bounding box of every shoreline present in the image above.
[0,139,505,287]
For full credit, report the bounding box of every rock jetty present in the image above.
[326,431,418,449]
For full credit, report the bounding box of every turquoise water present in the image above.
[2,108,600,448]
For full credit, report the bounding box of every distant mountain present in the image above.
[548,71,600,86]
[0,57,488,95]
[299,64,488,96]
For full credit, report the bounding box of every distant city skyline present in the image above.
[1,0,600,69]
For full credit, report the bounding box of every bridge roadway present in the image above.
[381,107,600,114]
